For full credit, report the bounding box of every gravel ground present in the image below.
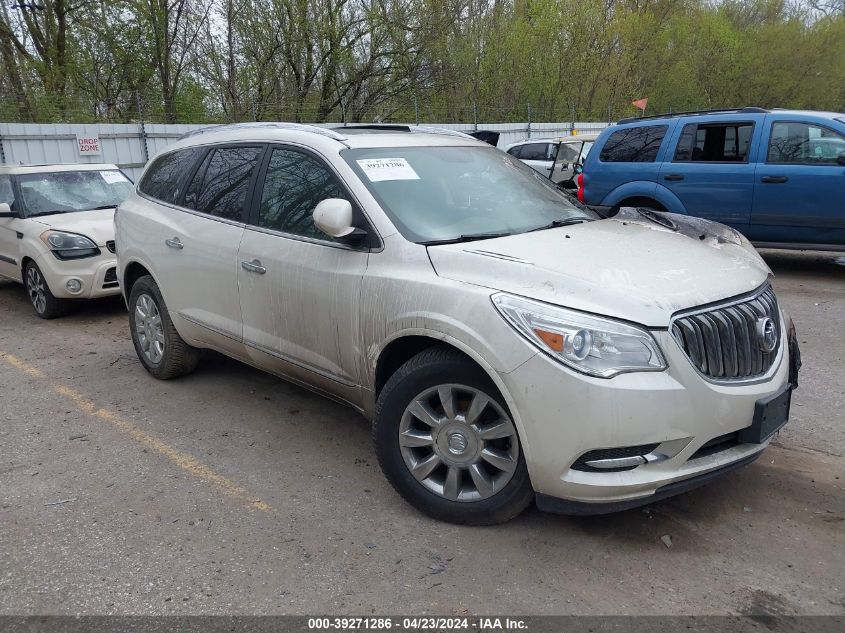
[0,249,843,616]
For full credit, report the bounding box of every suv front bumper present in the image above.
[498,324,798,514]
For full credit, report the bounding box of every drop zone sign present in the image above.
[76,135,102,155]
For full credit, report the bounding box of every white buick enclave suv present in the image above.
[116,123,800,524]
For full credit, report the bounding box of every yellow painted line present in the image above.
[0,351,45,379]
[1,351,273,513]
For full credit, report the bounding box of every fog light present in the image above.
[66,279,83,294]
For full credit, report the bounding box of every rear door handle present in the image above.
[663,174,684,181]
[241,259,266,274]
[761,176,788,184]
[165,237,183,249]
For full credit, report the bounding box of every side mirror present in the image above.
[0,202,14,218]
[313,198,367,242]
[837,152,845,166]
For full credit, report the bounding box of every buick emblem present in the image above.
[447,432,469,455]
[756,317,777,353]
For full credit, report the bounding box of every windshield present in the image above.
[342,146,596,243]
[18,170,132,217]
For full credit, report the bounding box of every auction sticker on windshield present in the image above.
[101,171,126,184]
[357,158,420,182]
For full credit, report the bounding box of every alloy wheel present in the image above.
[398,384,519,502]
[26,266,47,314]
[134,293,165,364]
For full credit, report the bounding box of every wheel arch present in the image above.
[371,331,535,471]
[20,255,34,280]
[122,259,154,297]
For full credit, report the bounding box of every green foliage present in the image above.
[0,0,842,123]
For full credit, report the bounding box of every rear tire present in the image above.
[25,261,69,319]
[128,275,199,379]
[374,346,534,525]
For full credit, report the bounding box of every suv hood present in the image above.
[427,211,772,327]
[29,208,115,246]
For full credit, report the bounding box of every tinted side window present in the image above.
[183,146,262,220]
[767,122,845,164]
[257,148,349,240]
[506,145,523,159]
[599,125,668,162]
[519,143,554,161]
[138,148,201,204]
[0,176,14,206]
[674,123,753,162]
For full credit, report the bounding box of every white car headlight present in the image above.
[40,230,100,260]
[492,293,666,378]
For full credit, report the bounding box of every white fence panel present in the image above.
[0,120,612,181]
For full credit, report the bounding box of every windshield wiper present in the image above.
[527,217,590,233]
[26,210,66,217]
[84,204,118,211]
[420,232,512,246]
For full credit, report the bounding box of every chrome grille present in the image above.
[671,285,781,381]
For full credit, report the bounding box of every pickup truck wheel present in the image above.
[25,261,69,319]
[128,275,199,379]
[374,347,534,525]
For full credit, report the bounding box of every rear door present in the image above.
[237,145,369,403]
[750,117,845,246]
[137,145,264,352]
[658,118,758,230]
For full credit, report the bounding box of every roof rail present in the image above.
[616,107,769,125]
[333,124,412,132]
[178,122,347,141]
[409,125,475,139]
[334,123,474,139]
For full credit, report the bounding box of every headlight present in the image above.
[492,293,666,378]
[40,230,100,260]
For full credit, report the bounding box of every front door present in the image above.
[237,146,369,403]
[750,119,845,246]
[0,175,21,280]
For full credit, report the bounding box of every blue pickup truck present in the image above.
[578,108,845,250]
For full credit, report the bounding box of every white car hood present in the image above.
[427,212,772,327]
[29,208,115,246]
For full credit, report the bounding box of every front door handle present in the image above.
[663,174,685,181]
[761,176,788,184]
[165,237,183,249]
[241,259,266,274]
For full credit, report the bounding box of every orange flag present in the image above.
[632,98,648,111]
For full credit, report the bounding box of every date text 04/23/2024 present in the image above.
[307,617,528,631]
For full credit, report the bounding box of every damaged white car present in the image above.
[0,164,131,318]
[116,123,801,524]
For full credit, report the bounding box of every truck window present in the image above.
[599,126,668,163]
[767,122,845,165]
[674,123,754,162]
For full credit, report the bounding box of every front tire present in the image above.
[25,261,68,319]
[128,275,199,379]
[374,347,534,525]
